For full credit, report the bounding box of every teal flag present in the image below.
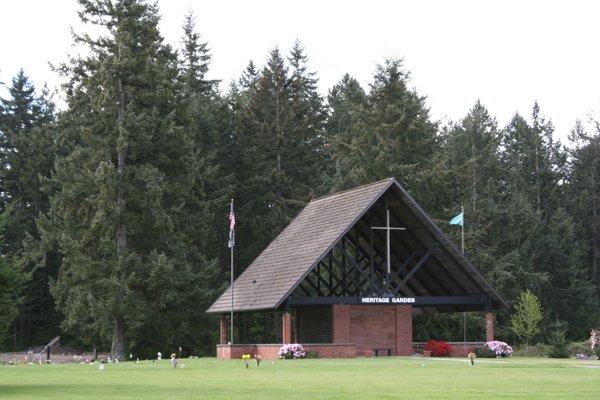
[449,211,464,227]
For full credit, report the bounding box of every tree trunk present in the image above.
[471,139,477,213]
[590,170,598,283]
[112,77,127,359]
[111,316,126,360]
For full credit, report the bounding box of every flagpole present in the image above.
[230,199,234,345]
[230,241,234,345]
[461,205,466,344]
[461,205,464,254]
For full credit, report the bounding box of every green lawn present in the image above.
[1,357,599,399]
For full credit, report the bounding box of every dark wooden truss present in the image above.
[292,193,494,313]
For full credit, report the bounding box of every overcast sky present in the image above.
[1,0,599,141]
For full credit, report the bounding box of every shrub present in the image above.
[424,340,453,357]
[568,341,591,357]
[305,351,319,359]
[278,343,306,359]
[547,330,569,358]
[474,346,496,358]
[512,344,548,357]
[485,341,513,357]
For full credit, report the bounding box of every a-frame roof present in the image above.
[207,178,507,313]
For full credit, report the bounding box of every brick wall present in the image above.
[413,342,485,357]
[395,305,413,356]
[216,343,356,359]
[332,305,351,343]
[485,312,494,342]
[332,304,413,356]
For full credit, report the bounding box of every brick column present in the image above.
[485,312,494,342]
[395,305,413,355]
[332,305,351,343]
[282,312,292,344]
[219,315,228,344]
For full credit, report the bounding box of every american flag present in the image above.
[228,200,235,248]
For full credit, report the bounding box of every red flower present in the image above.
[424,340,453,357]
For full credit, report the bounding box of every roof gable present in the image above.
[207,178,507,313]
[207,179,393,313]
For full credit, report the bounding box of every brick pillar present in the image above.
[485,312,494,342]
[282,312,292,344]
[332,305,351,343]
[219,315,228,344]
[395,305,413,355]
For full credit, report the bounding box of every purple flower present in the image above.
[484,341,513,357]
[278,343,306,359]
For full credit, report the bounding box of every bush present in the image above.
[568,341,591,357]
[424,340,453,357]
[305,351,319,359]
[474,346,496,358]
[547,330,569,358]
[278,344,306,359]
[512,344,548,357]
[485,341,513,357]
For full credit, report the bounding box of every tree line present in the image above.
[1,0,599,358]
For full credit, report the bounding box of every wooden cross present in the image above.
[371,208,405,276]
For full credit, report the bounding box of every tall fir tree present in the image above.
[40,0,215,358]
[0,208,26,346]
[567,119,600,327]
[494,104,593,338]
[0,70,59,349]
[325,73,368,186]
[439,101,504,281]
[176,12,230,351]
[502,103,565,215]
[232,44,328,269]
[327,59,441,210]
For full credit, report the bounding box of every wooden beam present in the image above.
[289,296,488,308]
[396,248,433,290]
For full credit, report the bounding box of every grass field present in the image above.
[1,356,599,399]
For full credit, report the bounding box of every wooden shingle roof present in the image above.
[207,179,394,313]
[207,178,507,313]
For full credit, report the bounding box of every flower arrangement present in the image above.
[467,352,476,365]
[484,341,513,357]
[424,340,453,357]
[278,343,306,359]
[242,353,251,368]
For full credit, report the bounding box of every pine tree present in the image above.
[0,208,25,345]
[232,45,327,269]
[536,209,597,338]
[326,74,368,185]
[41,0,214,358]
[493,104,594,338]
[501,103,565,215]
[511,290,543,348]
[328,59,440,209]
[567,119,600,333]
[569,120,600,288]
[176,11,229,352]
[0,70,59,349]
[546,329,570,358]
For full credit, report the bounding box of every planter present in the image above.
[422,350,432,357]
